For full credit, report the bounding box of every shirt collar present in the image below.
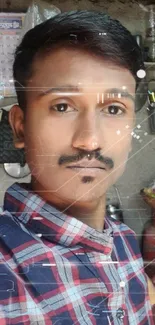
[3,182,113,255]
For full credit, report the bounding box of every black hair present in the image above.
[13,10,145,110]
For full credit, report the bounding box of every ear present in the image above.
[9,104,25,149]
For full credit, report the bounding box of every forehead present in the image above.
[28,48,136,97]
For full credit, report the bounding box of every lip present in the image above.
[66,159,106,176]
[66,159,106,170]
[66,166,105,176]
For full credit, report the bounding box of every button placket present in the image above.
[105,255,127,324]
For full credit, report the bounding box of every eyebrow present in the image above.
[38,85,81,97]
[105,88,135,103]
[37,85,135,103]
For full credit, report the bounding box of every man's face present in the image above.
[15,48,136,203]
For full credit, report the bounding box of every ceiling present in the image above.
[0,0,155,12]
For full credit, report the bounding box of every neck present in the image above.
[64,199,106,232]
[30,179,106,232]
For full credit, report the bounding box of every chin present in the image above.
[72,185,106,203]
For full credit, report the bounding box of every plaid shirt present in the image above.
[0,182,153,325]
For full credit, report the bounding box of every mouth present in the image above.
[66,159,106,170]
[66,166,105,177]
[66,160,106,176]
[66,166,105,170]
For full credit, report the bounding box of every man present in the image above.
[0,10,154,325]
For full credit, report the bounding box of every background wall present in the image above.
[0,0,155,246]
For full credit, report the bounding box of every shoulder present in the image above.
[0,208,33,250]
[107,217,142,261]
[107,215,138,239]
[0,207,18,227]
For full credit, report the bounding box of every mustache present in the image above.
[58,150,114,169]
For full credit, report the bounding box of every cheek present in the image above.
[113,135,132,181]
[114,133,132,161]
[104,119,132,149]
[104,121,132,173]
[24,117,71,169]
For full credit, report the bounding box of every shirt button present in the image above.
[116,308,125,319]
[119,281,125,288]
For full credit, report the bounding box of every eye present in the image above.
[50,103,75,113]
[103,104,125,115]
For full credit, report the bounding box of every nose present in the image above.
[72,113,101,151]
